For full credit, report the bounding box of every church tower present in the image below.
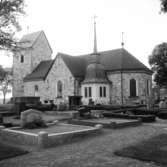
[81,17,110,105]
[13,31,52,97]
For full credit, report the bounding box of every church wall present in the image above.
[45,55,75,105]
[107,71,152,105]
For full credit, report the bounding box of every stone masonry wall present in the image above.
[107,71,152,105]
[13,49,32,97]
[46,55,75,105]
[24,54,75,104]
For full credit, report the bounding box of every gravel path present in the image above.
[0,123,167,167]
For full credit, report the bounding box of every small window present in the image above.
[89,87,92,97]
[146,80,150,95]
[34,85,39,96]
[130,79,136,97]
[84,87,87,97]
[34,85,38,91]
[99,86,106,97]
[20,55,24,63]
[57,80,63,98]
[100,87,102,97]
[103,86,106,97]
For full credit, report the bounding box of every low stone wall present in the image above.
[68,119,141,129]
[47,125,102,147]
[0,126,37,145]
[0,124,102,149]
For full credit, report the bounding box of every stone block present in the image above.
[37,131,48,149]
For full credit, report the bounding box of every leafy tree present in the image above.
[0,66,12,104]
[0,0,25,51]
[149,43,167,88]
[160,0,167,13]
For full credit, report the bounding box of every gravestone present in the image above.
[21,109,47,129]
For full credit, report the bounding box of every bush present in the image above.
[103,112,156,122]
[23,120,47,129]
[157,111,167,119]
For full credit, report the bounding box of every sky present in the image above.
[1,0,167,68]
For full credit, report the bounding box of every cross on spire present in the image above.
[93,15,97,53]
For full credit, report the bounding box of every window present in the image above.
[57,80,63,97]
[84,87,87,97]
[84,87,92,98]
[20,55,24,63]
[146,80,150,95]
[130,79,136,97]
[100,86,102,97]
[103,86,106,97]
[99,86,106,97]
[89,87,92,97]
[34,85,39,96]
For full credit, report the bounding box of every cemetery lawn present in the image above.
[0,120,167,167]
[114,134,167,166]
[0,142,28,161]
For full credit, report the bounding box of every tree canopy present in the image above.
[160,0,167,13]
[149,43,167,88]
[0,0,25,51]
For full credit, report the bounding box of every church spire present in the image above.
[93,15,97,53]
[121,32,124,48]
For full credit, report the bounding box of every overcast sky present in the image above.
[2,0,167,68]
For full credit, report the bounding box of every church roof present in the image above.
[24,48,152,82]
[61,48,152,78]
[19,31,43,48]
[83,61,109,84]
[24,60,54,81]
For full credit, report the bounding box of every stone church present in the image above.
[13,23,152,106]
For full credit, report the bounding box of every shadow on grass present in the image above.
[0,142,28,161]
[114,134,167,166]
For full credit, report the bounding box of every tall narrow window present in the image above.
[103,86,106,97]
[20,55,24,63]
[100,86,102,97]
[57,80,63,98]
[130,79,136,97]
[84,87,87,97]
[34,85,39,96]
[89,87,92,97]
[146,80,150,95]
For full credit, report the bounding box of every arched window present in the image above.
[34,85,39,96]
[57,80,63,98]
[20,55,24,63]
[146,80,150,95]
[130,79,136,97]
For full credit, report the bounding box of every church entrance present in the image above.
[68,96,82,109]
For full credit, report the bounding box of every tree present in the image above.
[149,42,167,88]
[0,66,12,104]
[160,0,167,13]
[0,0,25,51]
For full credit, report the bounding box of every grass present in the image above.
[114,133,167,166]
[0,142,28,161]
